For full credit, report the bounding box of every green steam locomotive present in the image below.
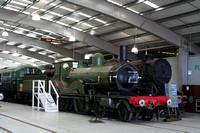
[0,47,170,122]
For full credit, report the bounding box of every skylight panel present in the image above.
[82,23,94,28]
[60,6,75,12]
[49,11,63,17]
[20,55,29,59]
[126,8,139,14]
[77,12,91,18]
[28,48,37,52]
[94,18,107,24]
[12,53,20,57]
[17,44,27,49]
[107,0,123,6]
[10,1,27,6]
[71,26,83,31]
[56,21,69,27]
[67,17,79,22]
[4,6,19,12]
[144,1,159,8]
[1,50,10,54]
[40,16,53,21]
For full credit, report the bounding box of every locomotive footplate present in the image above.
[130,96,168,108]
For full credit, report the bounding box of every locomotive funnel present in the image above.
[120,46,127,63]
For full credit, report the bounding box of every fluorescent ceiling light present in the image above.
[60,57,73,61]
[38,51,47,55]
[126,8,139,14]
[11,1,27,6]
[7,59,13,63]
[23,11,31,15]
[107,0,122,6]
[20,55,29,59]
[77,12,91,18]
[21,0,32,4]
[82,23,94,28]
[30,6,39,10]
[1,50,10,54]
[48,55,56,59]
[32,13,40,21]
[60,6,75,12]
[28,48,37,52]
[6,42,15,46]
[17,44,27,49]
[49,11,63,17]
[4,7,19,12]
[144,1,159,8]
[94,18,107,24]
[56,21,69,27]
[71,26,83,31]
[67,17,79,22]
[12,53,20,57]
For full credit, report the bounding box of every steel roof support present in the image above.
[0,52,33,64]
[63,0,200,54]
[0,8,119,55]
[1,31,84,60]
[0,42,54,63]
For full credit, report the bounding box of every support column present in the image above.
[178,46,189,92]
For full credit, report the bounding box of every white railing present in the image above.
[32,80,59,112]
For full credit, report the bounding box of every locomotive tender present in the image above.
[0,46,171,122]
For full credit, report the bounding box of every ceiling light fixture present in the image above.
[32,13,40,21]
[90,29,95,35]
[69,35,75,42]
[131,46,138,54]
[2,30,8,37]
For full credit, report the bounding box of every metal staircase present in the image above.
[32,80,59,112]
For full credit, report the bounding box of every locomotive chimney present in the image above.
[120,46,127,63]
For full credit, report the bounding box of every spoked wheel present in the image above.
[141,110,154,121]
[59,98,72,111]
[117,103,133,122]
[73,98,88,115]
[94,102,106,118]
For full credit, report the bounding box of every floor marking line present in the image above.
[0,126,12,133]
[0,113,56,133]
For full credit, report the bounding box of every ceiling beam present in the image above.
[0,42,54,63]
[96,26,134,37]
[0,52,33,64]
[63,0,200,54]
[156,9,200,23]
[0,30,84,60]
[170,21,200,30]
[0,8,119,55]
[63,0,182,47]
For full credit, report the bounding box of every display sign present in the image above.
[41,38,69,44]
[165,83,178,108]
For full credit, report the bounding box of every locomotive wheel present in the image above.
[59,98,72,111]
[117,103,133,122]
[141,110,154,121]
[94,102,106,118]
[73,98,88,115]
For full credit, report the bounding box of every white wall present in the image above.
[188,55,200,85]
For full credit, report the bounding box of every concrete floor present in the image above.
[0,101,200,133]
